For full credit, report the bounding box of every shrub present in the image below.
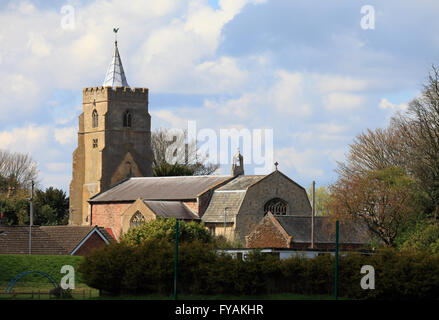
[120,218,213,245]
[78,243,439,299]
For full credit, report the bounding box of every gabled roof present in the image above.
[144,201,200,220]
[89,175,233,203]
[0,225,115,255]
[275,216,369,244]
[103,41,129,88]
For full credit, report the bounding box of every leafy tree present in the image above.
[399,220,439,253]
[329,167,422,246]
[153,162,195,177]
[33,187,69,225]
[120,218,213,245]
[306,185,332,216]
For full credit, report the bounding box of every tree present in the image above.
[33,187,69,225]
[391,65,439,217]
[399,219,439,253]
[120,218,213,245]
[329,167,421,246]
[306,185,332,216]
[151,128,219,176]
[0,149,38,193]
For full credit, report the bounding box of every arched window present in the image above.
[130,211,145,229]
[92,109,98,128]
[123,110,132,128]
[264,198,288,216]
[125,161,132,178]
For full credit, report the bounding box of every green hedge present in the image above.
[77,241,439,299]
[0,254,84,287]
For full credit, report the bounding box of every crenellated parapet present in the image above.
[83,86,149,103]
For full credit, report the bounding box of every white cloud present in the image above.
[0,125,50,154]
[54,126,76,146]
[323,92,364,112]
[379,98,408,111]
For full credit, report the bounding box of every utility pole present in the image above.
[311,181,315,249]
[334,220,339,300]
[29,180,34,255]
[224,207,231,239]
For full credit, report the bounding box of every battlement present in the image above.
[83,86,149,101]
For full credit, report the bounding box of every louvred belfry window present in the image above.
[123,110,132,128]
[92,110,98,128]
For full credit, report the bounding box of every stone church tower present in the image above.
[69,40,153,225]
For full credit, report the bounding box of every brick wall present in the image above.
[73,231,108,256]
[246,214,291,248]
[91,202,132,239]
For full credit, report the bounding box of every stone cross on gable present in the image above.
[274,161,279,170]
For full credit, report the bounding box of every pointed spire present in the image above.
[103,39,129,88]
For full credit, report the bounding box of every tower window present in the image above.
[92,109,98,128]
[92,139,98,148]
[264,198,288,216]
[123,110,132,128]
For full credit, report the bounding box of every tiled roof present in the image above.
[0,225,114,255]
[201,191,246,223]
[275,216,369,244]
[89,175,233,203]
[217,175,265,191]
[144,201,200,220]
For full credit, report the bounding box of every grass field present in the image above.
[0,254,92,295]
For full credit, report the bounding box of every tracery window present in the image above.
[123,110,132,128]
[264,198,288,216]
[92,109,98,128]
[130,211,145,229]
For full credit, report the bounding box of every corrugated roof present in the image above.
[275,216,369,244]
[89,175,233,202]
[144,201,200,220]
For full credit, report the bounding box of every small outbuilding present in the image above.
[0,225,115,255]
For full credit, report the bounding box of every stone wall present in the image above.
[236,170,312,244]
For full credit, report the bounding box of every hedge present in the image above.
[77,241,439,299]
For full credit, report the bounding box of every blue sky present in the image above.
[0,0,438,193]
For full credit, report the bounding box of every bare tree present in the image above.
[151,128,219,176]
[0,149,38,195]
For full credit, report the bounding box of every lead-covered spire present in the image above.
[103,40,129,88]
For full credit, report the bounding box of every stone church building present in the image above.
[69,39,367,249]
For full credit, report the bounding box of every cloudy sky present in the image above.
[0,0,438,193]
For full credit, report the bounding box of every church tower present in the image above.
[69,39,153,225]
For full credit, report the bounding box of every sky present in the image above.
[0,0,438,194]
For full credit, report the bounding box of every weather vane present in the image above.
[113,27,119,43]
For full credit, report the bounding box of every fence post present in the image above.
[83,289,86,300]
[173,219,179,301]
[38,289,40,300]
[334,220,339,300]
